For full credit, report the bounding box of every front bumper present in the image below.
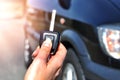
[81,57,120,80]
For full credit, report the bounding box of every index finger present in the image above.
[47,43,67,73]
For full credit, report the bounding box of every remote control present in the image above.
[39,10,60,55]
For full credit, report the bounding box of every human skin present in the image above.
[24,38,67,80]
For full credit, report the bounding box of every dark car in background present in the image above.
[23,0,120,80]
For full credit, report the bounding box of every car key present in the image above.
[39,10,60,55]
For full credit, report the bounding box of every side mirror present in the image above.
[58,0,71,9]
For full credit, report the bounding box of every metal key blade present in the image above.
[49,9,56,32]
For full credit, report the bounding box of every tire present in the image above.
[56,48,85,80]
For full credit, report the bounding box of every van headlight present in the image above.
[98,25,120,59]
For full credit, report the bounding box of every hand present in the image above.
[24,38,67,80]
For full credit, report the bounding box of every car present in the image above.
[23,0,120,80]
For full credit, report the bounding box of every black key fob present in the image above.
[39,31,60,55]
[39,10,60,55]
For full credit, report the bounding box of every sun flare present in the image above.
[0,1,23,19]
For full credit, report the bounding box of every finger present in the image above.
[36,38,52,63]
[32,46,40,58]
[55,68,61,77]
[51,43,67,67]
[52,68,62,80]
[47,43,67,74]
[24,58,42,80]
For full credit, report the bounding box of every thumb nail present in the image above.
[43,38,52,47]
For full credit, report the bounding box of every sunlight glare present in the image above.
[0,1,23,19]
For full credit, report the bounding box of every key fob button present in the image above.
[45,35,54,45]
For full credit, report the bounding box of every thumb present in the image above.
[37,38,52,62]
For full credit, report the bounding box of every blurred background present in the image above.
[0,0,26,80]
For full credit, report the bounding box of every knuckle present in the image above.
[42,45,51,52]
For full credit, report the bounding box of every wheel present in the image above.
[56,48,85,80]
[24,39,33,68]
